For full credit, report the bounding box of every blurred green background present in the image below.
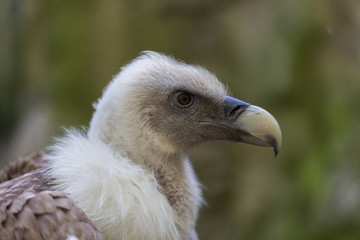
[1,0,360,239]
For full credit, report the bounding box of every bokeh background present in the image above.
[1,0,360,239]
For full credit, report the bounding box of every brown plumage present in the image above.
[0,154,104,240]
[0,152,45,184]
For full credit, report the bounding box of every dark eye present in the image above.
[175,92,194,108]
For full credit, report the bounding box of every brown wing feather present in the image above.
[0,152,47,184]
[0,168,104,240]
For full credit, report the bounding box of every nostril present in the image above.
[228,105,248,119]
[224,95,250,120]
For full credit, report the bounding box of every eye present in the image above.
[175,92,194,108]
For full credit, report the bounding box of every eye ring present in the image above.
[174,91,194,108]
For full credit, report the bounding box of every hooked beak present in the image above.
[222,96,282,156]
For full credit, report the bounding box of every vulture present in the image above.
[0,51,282,240]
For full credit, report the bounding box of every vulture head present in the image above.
[88,51,281,161]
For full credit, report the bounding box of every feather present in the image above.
[0,168,104,239]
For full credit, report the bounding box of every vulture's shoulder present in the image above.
[0,152,46,184]
[0,156,104,240]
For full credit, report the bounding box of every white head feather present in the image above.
[88,51,226,158]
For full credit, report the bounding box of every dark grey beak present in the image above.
[224,96,282,156]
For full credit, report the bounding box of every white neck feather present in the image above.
[47,130,202,240]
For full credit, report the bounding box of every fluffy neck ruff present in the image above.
[47,130,202,240]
